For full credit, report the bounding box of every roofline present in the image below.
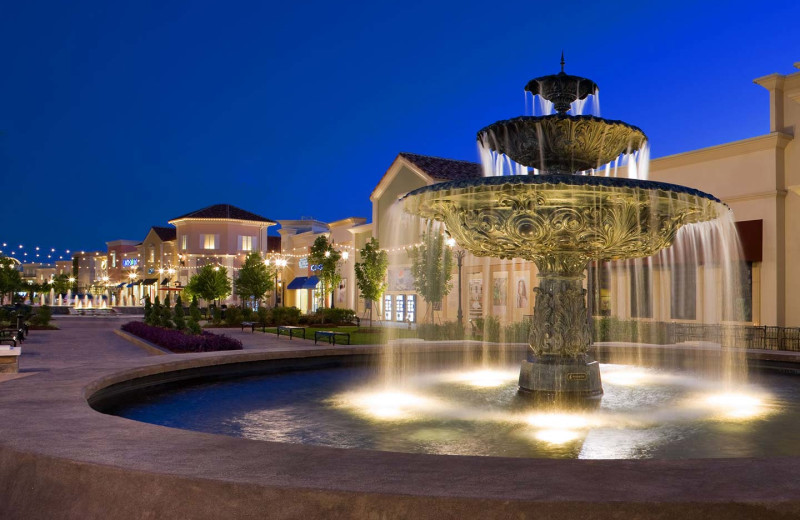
[370,154,434,201]
[650,132,793,171]
[167,217,276,226]
[328,217,368,228]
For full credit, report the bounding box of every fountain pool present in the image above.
[99,349,800,460]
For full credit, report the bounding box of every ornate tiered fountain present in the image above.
[403,60,727,397]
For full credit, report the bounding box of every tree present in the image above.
[162,294,174,328]
[186,265,232,308]
[189,295,202,323]
[354,238,388,326]
[408,225,454,322]
[187,295,202,334]
[143,296,153,325]
[0,257,23,305]
[308,235,341,308]
[51,273,71,297]
[235,252,274,308]
[174,295,186,331]
[152,296,163,327]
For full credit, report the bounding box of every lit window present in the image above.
[238,235,254,251]
[180,235,188,250]
[148,245,155,262]
[111,252,117,268]
[201,234,219,250]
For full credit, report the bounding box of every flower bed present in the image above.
[121,321,243,353]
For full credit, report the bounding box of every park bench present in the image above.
[277,325,306,340]
[241,321,257,332]
[314,330,350,346]
[0,329,24,345]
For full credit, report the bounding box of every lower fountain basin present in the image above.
[95,346,800,460]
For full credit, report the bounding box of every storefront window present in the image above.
[405,295,416,323]
[384,295,392,321]
[395,295,405,322]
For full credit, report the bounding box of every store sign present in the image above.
[298,258,308,268]
[122,258,139,268]
[310,264,323,272]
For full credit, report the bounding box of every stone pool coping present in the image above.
[2,342,800,519]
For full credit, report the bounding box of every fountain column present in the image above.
[519,255,602,396]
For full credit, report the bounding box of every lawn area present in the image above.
[261,325,418,345]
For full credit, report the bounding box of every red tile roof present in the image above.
[398,152,483,181]
[151,226,176,241]
[170,204,275,224]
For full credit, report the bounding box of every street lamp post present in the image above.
[454,250,465,327]
[446,238,466,328]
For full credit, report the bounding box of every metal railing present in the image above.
[667,323,800,352]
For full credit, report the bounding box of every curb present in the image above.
[112,329,171,356]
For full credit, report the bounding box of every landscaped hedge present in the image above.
[121,321,243,353]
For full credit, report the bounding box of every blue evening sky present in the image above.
[1,0,797,256]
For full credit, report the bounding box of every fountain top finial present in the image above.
[525,58,598,114]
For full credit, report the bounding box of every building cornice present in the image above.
[650,132,793,171]
[167,218,275,227]
[723,190,786,204]
[753,73,785,91]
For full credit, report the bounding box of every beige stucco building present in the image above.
[167,204,278,305]
[279,217,370,314]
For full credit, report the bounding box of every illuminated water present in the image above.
[108,363,800,459]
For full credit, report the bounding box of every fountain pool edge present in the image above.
[1,343,800,519]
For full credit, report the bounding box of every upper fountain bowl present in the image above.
[478,115,647,174]
[525,70,598,114]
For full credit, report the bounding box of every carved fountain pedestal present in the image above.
[521,258,600,396]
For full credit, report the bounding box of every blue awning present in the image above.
[287,277,308,290]
[286,276,321,290]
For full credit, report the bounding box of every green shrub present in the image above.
[212,306,223,325]
[189,296,202,323]
[187,315,202,335]
[320,307,356,325]
[143,297,153,325]
[483,315,501,343]
[241,307,254,322]
[225,306,244,326]
[174,296,186,331]
[503,319,532,343]
[31,305,53,327]
[272,306,301,326]
[417,321,465,341]
[256,307,271,327]
[152,297,163,327]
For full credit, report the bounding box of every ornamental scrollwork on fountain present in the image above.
[414,184,719,263]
